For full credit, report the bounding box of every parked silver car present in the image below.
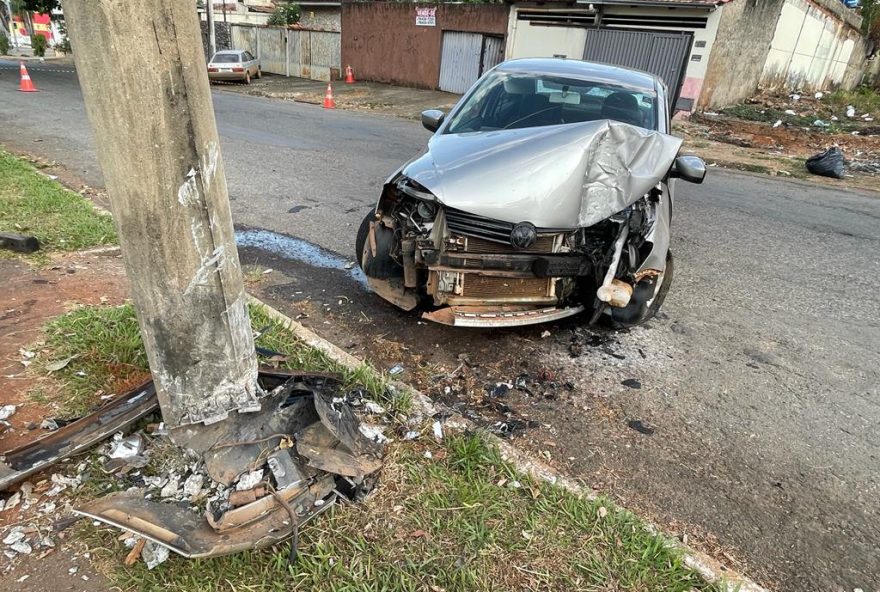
[356,58,706,328]
[207,50,261,84]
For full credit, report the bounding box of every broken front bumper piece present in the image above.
[74,370,384,560]
[421,305,584,327]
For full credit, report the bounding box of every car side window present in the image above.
[244,51,254,61]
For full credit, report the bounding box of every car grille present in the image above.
[445,207,515,245]
[462,235,557,254]
[461,275,551,299]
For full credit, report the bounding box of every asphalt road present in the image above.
[2,61,878,592]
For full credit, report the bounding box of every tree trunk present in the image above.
[63,0,260,432]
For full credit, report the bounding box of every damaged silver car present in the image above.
[356,59,706,328]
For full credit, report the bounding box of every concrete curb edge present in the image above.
[249,294,770,592]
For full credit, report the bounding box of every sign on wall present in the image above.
[416,6,436,26]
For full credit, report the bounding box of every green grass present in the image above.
[32,304,147,418]
[826,86,880,116]
[30,302,409,419]
[84,431,722,592]
[0,149,117,257]
[35,303,722,591]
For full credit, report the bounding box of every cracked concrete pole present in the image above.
[64,0,260,433]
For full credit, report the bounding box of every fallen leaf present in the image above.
[46,356,76,372]
[409,530,430,540]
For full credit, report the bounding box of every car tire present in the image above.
[256,67,262,79]
[244,72,251,85]
[610,251,674,328]
[355,210,376,268]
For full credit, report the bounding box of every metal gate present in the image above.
[583,29,692,107]
[439,32,505,94]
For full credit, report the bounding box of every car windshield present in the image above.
[444,70,657,134]
[211,53,241,63]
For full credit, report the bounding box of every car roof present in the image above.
[213,49,244,55]
[494,58,660,94]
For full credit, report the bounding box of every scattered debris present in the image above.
[0,379,158,491]
[432,420,444,442]
[142,540,170,569]
[108,433,146,459]
[45,356,76,372]
[235,470,264,492]
[627,420,655,436]
[39,418,60,431]
[0,404,17,421]
[388,364,404,376]
[621,378,642,389]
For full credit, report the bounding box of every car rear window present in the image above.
[445,71,658,134]
[211,53,241,64]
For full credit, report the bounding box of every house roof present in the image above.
[594,0,733,6]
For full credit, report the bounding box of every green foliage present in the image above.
[31,32,46,56]
[0,150,117,255]
[267,2,301,26]
[19,0,60,15]
[0,34,9,55]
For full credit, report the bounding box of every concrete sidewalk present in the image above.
[215,73,461,120]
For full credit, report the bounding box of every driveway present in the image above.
[1,60,878,592]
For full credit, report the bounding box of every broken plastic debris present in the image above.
[160,476,180,499]
[235,470,264,492]
[814,92,823,100]
[358,424,389,444]
[3,527,26,545]
[11,541,32,554]
[142,541,170,569]
[784,109,796,116]
[183,474,204,499]
[432,421,444,442]
[40,418,59,431]
[388,364,404,376]
[363,401,386,415]
[0,405,17,420]
[846,105,856,118]
[772,120,782,128]
[108,434,145,459]
[403,430,419,441]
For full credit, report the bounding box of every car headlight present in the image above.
[510,222,537,249]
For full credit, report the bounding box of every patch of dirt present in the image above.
[0,250,129,455]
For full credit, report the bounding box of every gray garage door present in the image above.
[439,32,505,94]
[583,28,692,108]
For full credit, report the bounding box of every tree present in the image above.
[267,2,300,26]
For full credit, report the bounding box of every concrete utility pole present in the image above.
[206,0,216,56]
[64,0,260,435]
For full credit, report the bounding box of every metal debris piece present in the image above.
[197,370,326,485]
[0,380,157,492]
[108,433,145,459]
[267,450,308,490]
[228,487,268,507]
[76,476,335,559]
[142,541,169,569]
[296,422,382,478]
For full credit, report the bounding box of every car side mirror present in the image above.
[671,155,706,184]
[421,109,445,133]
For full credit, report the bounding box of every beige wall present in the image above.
[760,0,868,92]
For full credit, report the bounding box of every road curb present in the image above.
[249,294,770,592]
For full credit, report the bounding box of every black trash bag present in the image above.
[805,147,846,179]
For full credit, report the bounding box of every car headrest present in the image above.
[601,92,643,127]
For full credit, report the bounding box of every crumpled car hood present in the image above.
[400,120,682,228]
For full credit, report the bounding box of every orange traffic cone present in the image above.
[323,82,336,109]
[18,62,38,92]
[344,65,355,84]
